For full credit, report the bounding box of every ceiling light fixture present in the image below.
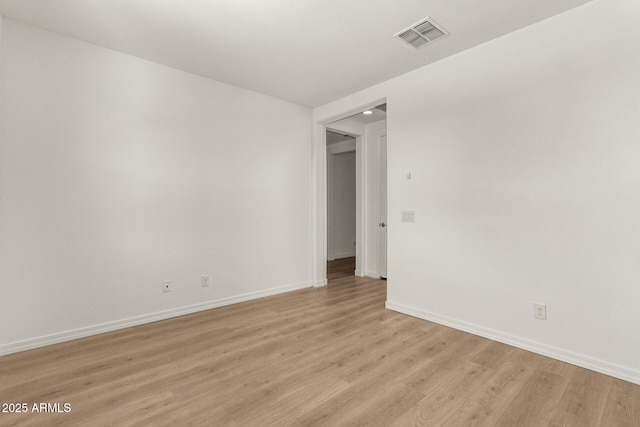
[363,110,373,115]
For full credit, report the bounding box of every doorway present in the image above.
[322,104,387,284]
[326,129,357,282]
[327,150,356,262]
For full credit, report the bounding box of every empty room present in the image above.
[1,0,639,425]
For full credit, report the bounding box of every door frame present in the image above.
[378,134,388,279]
[311,98,386,287]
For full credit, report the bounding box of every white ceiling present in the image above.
[0,0,592,108]
[343,106,387,125]
[327,104,385,143]
[326,131,354,146]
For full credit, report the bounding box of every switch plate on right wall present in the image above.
[401,210,415,222]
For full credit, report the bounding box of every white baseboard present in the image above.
[365,271,380,279]
[385,300,640,386]
[331,251,356,259]
[354,270,365,277]
[313,278,328,287]
[0,282,313,356]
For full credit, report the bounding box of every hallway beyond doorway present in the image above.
[327,256,355,282]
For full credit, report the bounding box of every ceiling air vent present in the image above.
[394,17,448,49]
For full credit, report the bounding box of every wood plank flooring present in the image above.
[327,256,356,281]
[1,276,639,426]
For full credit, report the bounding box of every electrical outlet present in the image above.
[201,275,210,287]
[534,303,547,320]
[162,280,172,293]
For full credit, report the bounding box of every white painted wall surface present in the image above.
[328,151,356,259]
[313,0,640,384]
[0,19,311,353]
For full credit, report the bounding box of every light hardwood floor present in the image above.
[1,276,639,426]
[327,256,356,282]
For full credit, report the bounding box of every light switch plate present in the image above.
[401,210,415,222]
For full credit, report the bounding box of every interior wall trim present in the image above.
[0,281,313,356]
[386,300,640,386]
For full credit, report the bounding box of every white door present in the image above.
[379,135,388,279]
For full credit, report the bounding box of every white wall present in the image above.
[0,19,312,353]
[328,151,356,259]
[313,0,640,384]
